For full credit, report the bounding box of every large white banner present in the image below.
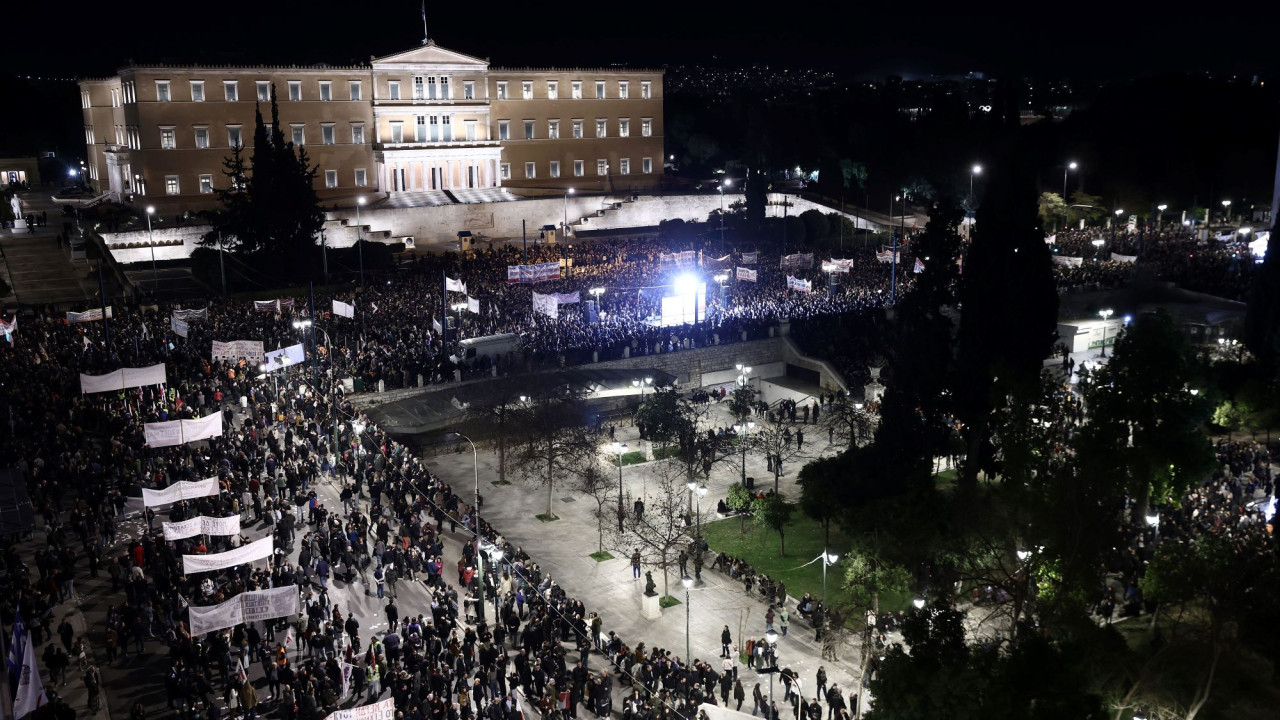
[183,536,274,574]
[551,292,580,304]
[1052,255,1084,267]
[253,299,295,313]
[263,344,306,372]
[445,277,467,294]
[144,411,224,447]
[80,364,168,394]
[163,515,242,541]
[171,315,189,338]
[67,307,112,323]
[780,253,814,270]
[172,308,207,321]
[188,585,300,635]
[1111,252,1137,264]
[740,252,758,265]
[506,262,561,283]
[142,478,220,507]
[466,296,480,314]
[736,267,757,282]
[532,292,558,319]
[786,276,812,293]
[324,697,395,720]
[211,340,265,363]
[332,300,355,319]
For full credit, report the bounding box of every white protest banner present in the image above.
[914,258,926,274]
[183,536,273,574]
[144,420,185,448]
[171,315,189,338]
[187,585,299,635]
[340,662,355,698]
[659,250,698,266]
[507,262,562,284]
[80,364,168,394]
[252,299,295,313]
[172,308,207,321]
[1052,255,1084,267]
[780,253,814,270]
[323,697,395,720]
[741,252,758,265]
[736,267,757,282]
[332,300,355,319]
[466,297,480,314]
[67,307,112,323]
[0,316,16,336]
[142,477,220,507]
[432,318,442,334]
[786,276,812,293]
[876,249,898,264]
[163,515,242,541]
[551,292,580,304]
[1111,252,1137,264]
[532,292,559,319]
[182,411,225,444]
[1045,234,1057,245]
[445,277,467,294]
[263,344,306,372]
[211,340,265,363]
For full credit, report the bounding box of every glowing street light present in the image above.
[1098,308,1114,357]
[144,205,158,290]
[356,196,367,287]
[1062,161,1078,204]
[611,441,628,532]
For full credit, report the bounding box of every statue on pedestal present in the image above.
[644,571,657,597]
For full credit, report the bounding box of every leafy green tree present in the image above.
[634,386,695,451]
[953,159,1059,495]
[797,455,848,546]
[1067,191,1108,225]
[727,385,756,421]
[1037,191,1067,225]
[202,85,324,279]
[752,493,793,556]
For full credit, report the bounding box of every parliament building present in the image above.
[78,40,664,212]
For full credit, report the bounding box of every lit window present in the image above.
[595,81,605,99]
[641,118,652,137]
[547,81,558,100]
[465,121,477,141]
[354,168,367,187]
[619,119,630,137]
[322,125,335,145]
[390,122,403,143]
[573,160,584,177]
[349,81,362,101]
[257,81,270,101]
[597,159,607,176]
[388,81,401,100]
[288,81,301,101]
[522,82,533,100]
[619,82,629,99]
[572,120,583,139]
[500,163,511,180]
[156,81,171,102]
[496,82,507,100]
[165,175,180,195]
[619,158,630,175]
[190,81,205,102]
[524,121,535,140]
[415,116,426,142]
[227,126,243,147]
[549,161,560,178]
[642,157,652,174]
[223,81,238,102]
[548,120,559,139]
[351,124,365,144]
[571,82,582,99]
[525,162,536,179]
[596,119,606,138]
[464,81,474,100]
[413,76,425,100]
[498,121,509,141]
[194,127,209,149]
[319,81,332,101]
[199,174,213,194]
[641,81,651,99]
[160,128,176,149]
[325,169,338,188]
[291,126,305,146]
[440,77,449,98]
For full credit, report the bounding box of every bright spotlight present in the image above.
[675,274,698,296]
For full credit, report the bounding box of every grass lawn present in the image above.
[589,551,614,562]
[701,514,913,614]
[615,445,682,466]
[535,513,560,522]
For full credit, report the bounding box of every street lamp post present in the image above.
[1111,208,1124,242]
[612,441,627,531]
[687,481,707,541]
[1062,161,1078,230]
[682,574,694,661]
[564,187,575,240]
[719,179,732,254]
[969,164,981,209]
[1146,510,1160,546]
[1221,199,1232,224]
[764,629,779,709]
[734,421,755,483]
[1098,308,1114,357]
[145,205,157,290]
[819,550,839,611]
[356,196,366,288]
[454,432,485,622]
[1156,204,1168,230]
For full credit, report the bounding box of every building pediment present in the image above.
[372,41,489,69]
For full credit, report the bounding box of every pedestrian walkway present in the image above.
[0,192,93,305]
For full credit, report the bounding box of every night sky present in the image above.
[3,2,1277,81]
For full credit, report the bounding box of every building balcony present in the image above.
[378,97,489,107]
[377,139,501,150]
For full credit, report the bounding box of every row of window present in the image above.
[160,167,370,196]
[149,79,366,104]
[497,117,653,141]
[496,80,652,101]
[502,157,653,180]
[151,123,368,150]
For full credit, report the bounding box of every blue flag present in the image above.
[7,610,25,679]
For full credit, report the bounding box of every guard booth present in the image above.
[541,224,558,245]
[457,231,474,251]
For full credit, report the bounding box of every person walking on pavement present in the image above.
[630,549,642,580]
[779,606,790,637]
[374,565,385,598]
[385,600,398,632]
[734,679,746,712]
[815,667,827,699]
[720,626,732,658]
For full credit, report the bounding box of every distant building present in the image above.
[78,40,663,212]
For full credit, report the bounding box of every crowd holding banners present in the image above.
[79,363,168,394]
[162,514,243,541]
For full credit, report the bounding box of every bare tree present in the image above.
[822,394,875,448]
[507,389,602,519]
[611,460,705,599]
[573,455,617,555]
[753,420,809,493]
